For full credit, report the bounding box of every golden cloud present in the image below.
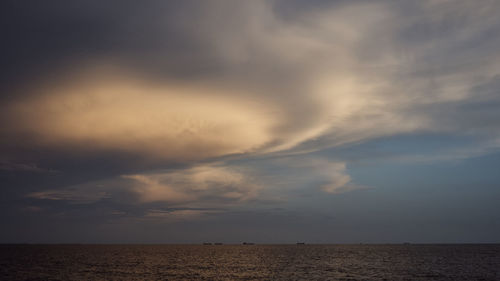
[4,70,279,161]
[124,164,261,204]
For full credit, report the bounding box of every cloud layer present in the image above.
[3,69,277,161]
[29,163,262,210]
[2,0,500,234]
[3,0,500,164]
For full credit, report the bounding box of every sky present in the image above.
[1,0,500,244]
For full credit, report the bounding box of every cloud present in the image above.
[28,163,261,209]
[124,164,261,205]
[4,0,499,164]
[0,161,57,173]
[299,159,365,194]
[257,156,365,194]
[28,189,109,204]
[3,0,500,244]
[143,209,221,222]
[318,162,354,194]
[281,158,359,194]
[3,0,500,202]
[0,1,409,161]
[22,162,268,224]
[2,69,278,161]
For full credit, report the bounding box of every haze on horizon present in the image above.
[1,0,500,244]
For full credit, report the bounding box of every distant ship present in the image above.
[296,242,305,245]
[214,243,223,245]
[203,242,212,245]
[242,242,255,245]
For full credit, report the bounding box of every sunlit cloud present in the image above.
[3,0,500,207]
[124,164,261,205]
[3,70,279,161]
[2,0,500,244]
[28,163,262,210]
[3,0,499,165]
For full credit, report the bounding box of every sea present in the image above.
[1,244,499,280]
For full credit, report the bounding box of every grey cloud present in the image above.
[2,1,500,237]
[4,0,500,162]
[27,163,263,210]
[0,161,57,173]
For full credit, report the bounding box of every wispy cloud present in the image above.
[0,161,57,173]
[27,163,262,210]
[143,209,221,222]
[124,164,261,205]
[268,157,367,194]
[28,189,109,204]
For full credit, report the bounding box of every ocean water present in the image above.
[1,244,499,280]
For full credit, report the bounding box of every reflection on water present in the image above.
[1,244,499,280]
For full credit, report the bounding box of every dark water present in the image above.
[1,244,499,280]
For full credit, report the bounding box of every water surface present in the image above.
[1,244,499,280]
